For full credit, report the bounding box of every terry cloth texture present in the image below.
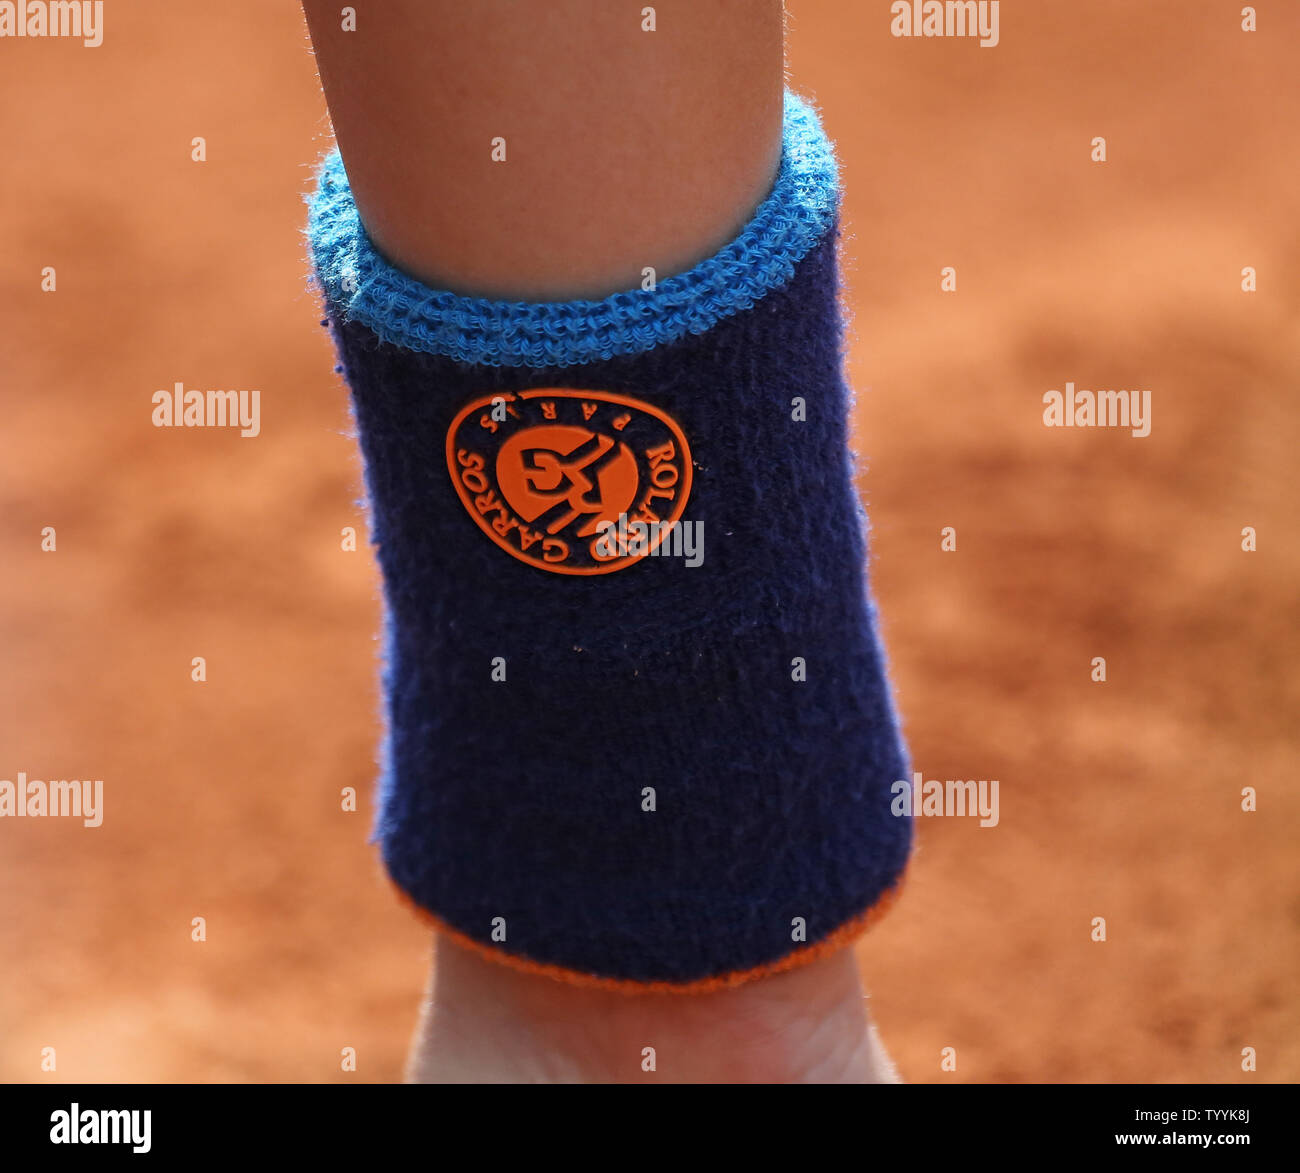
[308,90,913,990]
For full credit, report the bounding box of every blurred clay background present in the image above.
[1,0,1296,1081]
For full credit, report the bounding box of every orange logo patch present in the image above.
[446,388,693,575]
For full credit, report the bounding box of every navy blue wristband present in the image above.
[308,91,912,990]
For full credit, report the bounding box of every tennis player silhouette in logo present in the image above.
[496,424,640,540]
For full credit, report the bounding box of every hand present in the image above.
[407,935,901,1084]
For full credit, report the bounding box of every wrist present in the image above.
[409,934,899,1084]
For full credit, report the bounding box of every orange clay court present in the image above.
[0,0,1296,1081]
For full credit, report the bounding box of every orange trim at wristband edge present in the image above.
[387,871,908,996]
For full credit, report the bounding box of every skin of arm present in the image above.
[302,0,784,300]
[302,0,901,1082]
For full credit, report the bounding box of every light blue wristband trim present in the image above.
[307,90,839,369]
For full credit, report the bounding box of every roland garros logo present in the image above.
[446,388,693,575]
